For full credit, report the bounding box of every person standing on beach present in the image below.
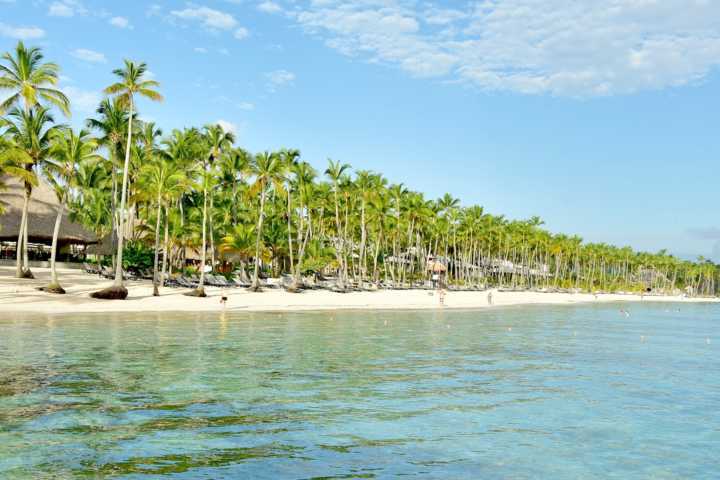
[220,289,228,310]
[487,290,493,305]
[438,287,446,306]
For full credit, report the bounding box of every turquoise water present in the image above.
[0,303,718,479]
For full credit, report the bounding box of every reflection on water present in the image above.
[0,304,718,478]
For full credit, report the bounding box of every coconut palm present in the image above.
[86,98,132,268]
[203,124,235,272]
[93,60,162,300]
[2,106,59,278]
[44,128,101,293]
[137,157,185,296]
[0,135,36,216]
[324,159,351,289]
[248,151,286,291]
[0,41,69,115]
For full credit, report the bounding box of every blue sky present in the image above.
[1,0,719,260]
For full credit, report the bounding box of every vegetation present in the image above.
[1,41,718,298]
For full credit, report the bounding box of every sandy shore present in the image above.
[0,266,717,315]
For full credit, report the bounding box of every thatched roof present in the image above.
[0,175,97,245]
[86,235,114,255]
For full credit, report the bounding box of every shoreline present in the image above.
[1,267,717,315]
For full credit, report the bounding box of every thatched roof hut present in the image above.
[0,175,97,245]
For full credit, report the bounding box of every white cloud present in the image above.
[258,1,282,14]
[0,23,45,39]
[109,16,132,29]
[48,0,87,17]
[63,86,101,114]
[284,0,720,96]
[265,69,295,91]
[171,6,237,30]
[237,101,254,110]
[70,48,107,63]
[219,48,230,55]
[215,119,237,134]
[194,47,208,53]
[147,4,162,17]
[234,27,249,40]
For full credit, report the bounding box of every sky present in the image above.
[1,0,719,261]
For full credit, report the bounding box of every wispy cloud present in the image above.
[215,119,237,134]
[194,47,208,54]
[276,0,720,97]
[237,101,254,110]
[265,69,295,91]
[234,27,249,40]
[48,0,87,18]
[258,1,282,14]
[0,23,45,39]
[170,5,237,30]
[63,85,101,114]
[70,48,107,63]
[109,16,132,29]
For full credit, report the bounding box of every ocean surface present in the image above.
[0,303,718,479]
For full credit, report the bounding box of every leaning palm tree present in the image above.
[86,98,132,270]
[2,106,59,278]
[0,41,69,115]
[92,60,162,300]
[248,151,286,291]
[44,128,101,293]
[137,157,184,296]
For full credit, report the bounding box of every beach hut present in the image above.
[0,175,97,262]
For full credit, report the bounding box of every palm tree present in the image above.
[44,128,101,293]
[203,124,235,272]
[86,98,132,269]
[92,60,162,300]
[0,135,35,216]
[249,151,286,291]
[0,41,69,115]
[2,106,59,278]
[325,159,351,289]
[137,157,184,296]
[220,224,256,279]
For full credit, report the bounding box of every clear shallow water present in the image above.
[0,304,718,479]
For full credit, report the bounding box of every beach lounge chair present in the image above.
[212,275,231,287]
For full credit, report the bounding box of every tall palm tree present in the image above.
[2,106,59,278]
[137,157,184,296]
[249,151,286,291]
[203,124,235,272]
[0,41,69,115]
[44,128,101,293]
[86,98,132,269]
[92,60,161,300]
[325,159,351,289]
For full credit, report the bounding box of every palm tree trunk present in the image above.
[113,97,134,288]
[251,187,267,290]
[332,189,345,289]
[287,188,294,275]
[47,192,66,292]
[198,186,208,290]
[161,205,169,287]
[15,187,29,277]
[152,195,162,296]
[209,193,215,271]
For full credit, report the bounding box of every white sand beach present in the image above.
[0,266,717,315]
